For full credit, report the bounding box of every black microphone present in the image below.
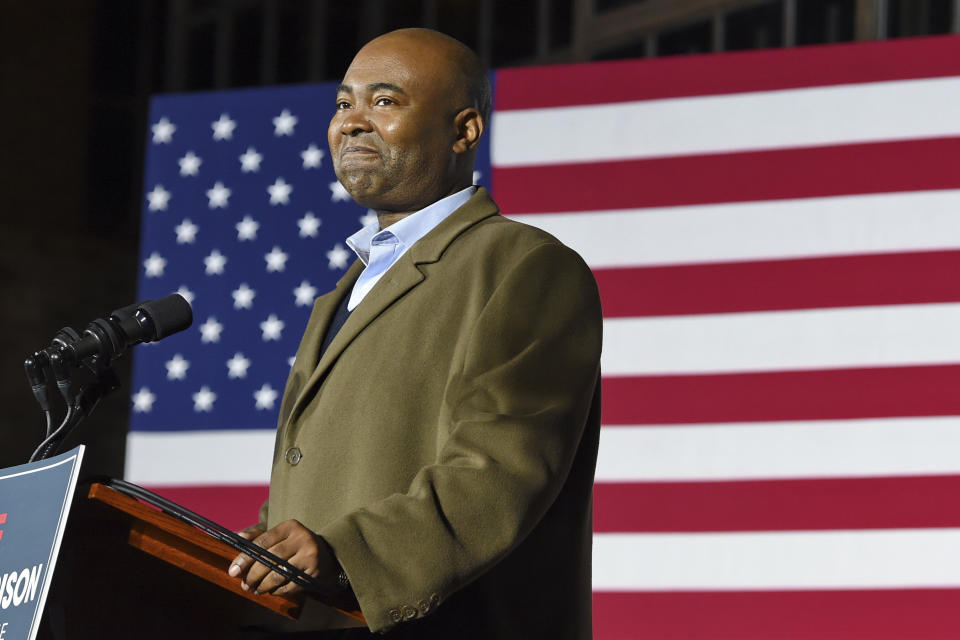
[23,294,193,463]
[59,293,193,366]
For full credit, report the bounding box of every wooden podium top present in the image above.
[86,482,304,619]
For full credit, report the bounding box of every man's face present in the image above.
[328,36,461,213]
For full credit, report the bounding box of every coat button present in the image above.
[403,605,417,620]
[388,608,402,623]
[418,599,430,614]
[284,447,302,465]
[430,593,440,607]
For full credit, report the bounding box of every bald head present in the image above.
[328,28,488,217]
[362,29,491,124]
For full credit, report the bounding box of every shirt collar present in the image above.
[346,186,477,266]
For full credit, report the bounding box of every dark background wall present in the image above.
[1,0,955,474]
[1,3,136,473]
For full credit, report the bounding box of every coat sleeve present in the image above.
[318,241,603,632]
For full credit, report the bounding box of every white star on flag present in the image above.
[232,283,256,309]
[288,356,297,368]
[265,246,289,272]
[212,113,237,140]
[207,181,231,208]
[239,147,263,173]
[301,144,325,168]
[226,352,251,379]
[254,383,279,409]
[236,215,259,241]
[132,387,156,413]
[165,354,190,380]
[146,184,171,211]
[293,280,318,306]
[192,386,217,412]
[329,181,351,202]
[268,178,293,205]
[151,117,176,144]
[260,314,285,341]
[297,212,321,237]
[204,249,227,275]
[273,109,298,136]
[175,218,199,244]
[326,243,350,270]
[178,151,202,176]
[144,252,167,277]
[199,317,223,343]
[360,210,378,227]
[176,285,195,306]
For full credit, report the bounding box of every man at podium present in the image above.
[228,28,602,639]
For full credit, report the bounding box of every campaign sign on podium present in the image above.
[0,447,84,640]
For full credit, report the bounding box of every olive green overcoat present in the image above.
[263,188,603,637]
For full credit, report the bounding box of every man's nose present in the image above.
[340,107,373,136]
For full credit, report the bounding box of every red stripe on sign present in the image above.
[496,35,960,110]
[593,588,960,640]
[144,484,268,533]
[602,365,960,425]
[596,250,960,318]
[493,137,960,213]
[594,476,960,533]
[0,513,6,524]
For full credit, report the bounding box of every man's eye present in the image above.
[374,97,394,106]
[336,100,351,110]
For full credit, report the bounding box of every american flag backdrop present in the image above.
[129,35,960,638]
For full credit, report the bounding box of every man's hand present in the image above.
[237,524,266,541]
[228,519,340,596]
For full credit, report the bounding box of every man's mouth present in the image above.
[342,145,379,156]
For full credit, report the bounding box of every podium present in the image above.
[38,483,359,640]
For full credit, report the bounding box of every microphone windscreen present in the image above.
[110,301,144,320]
[139,294,193,339]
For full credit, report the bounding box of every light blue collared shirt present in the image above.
[344,186,477,311]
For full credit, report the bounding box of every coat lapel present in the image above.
[284,188,500,430]
[299,262,363,370]
[281,262,361,426]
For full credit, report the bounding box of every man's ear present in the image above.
[452,107,484,154]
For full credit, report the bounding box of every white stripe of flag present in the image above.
[596,417,960,482]
[126,429,275,486]
[509,189,960,269]
[602,303,960,376]
[128,416,960,487]
[593,528,960,590]
[493,77,960,166]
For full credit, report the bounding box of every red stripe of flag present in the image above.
[593,589,960,640]
[493,137,960,214]
[602,365,960,425]
[145,474,960,535]
[594,476,960,533]
[596,250,960,318]
[145,485,268,532]
[496,35,960,110]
